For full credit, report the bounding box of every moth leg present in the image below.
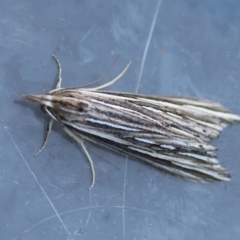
[80,142,96,190]
[63,126,95,190]
[52,55,62,89]
[35,118,53,155]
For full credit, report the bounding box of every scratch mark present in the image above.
[135,0,163,93]
[121,157,129,240]
[0,41,11,47]
[13,205,156,240]
[5,37,27,45]
[115,206,156,215]
[1,122,72,240]
[81,24,97,43]
[16,29,28,34]
[48,182,64,199]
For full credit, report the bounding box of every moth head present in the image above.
[22,93,89,114]
[21,94,54,113]
[22,94,45,103]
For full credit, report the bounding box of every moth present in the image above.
[22,56,240,189]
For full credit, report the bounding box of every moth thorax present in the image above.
[55,97,90,112]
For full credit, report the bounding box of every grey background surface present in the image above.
[1,0,240,239]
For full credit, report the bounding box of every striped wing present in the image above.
[25,89,240,182]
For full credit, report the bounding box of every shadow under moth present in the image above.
[22,56,240,189]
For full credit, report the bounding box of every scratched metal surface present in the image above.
[1,0,240,239]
